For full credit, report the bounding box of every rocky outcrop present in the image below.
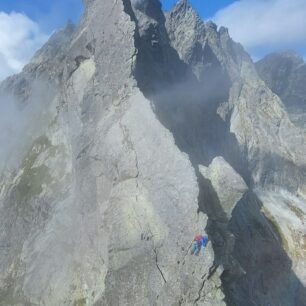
[199,157,248,220]
[257,188,306,288]
[199,158,248,292]
[0,0,306,305]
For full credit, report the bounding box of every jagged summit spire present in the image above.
[172,0,192,13]
[167,0,204,26]
[176,0,188,7]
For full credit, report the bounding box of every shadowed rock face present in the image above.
[164,1,306,305]
[0,0,306,305]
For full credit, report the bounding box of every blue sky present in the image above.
[0,0,306,80]
[162,0,235,18]
[0,0,234,31]
[0,0,84,32]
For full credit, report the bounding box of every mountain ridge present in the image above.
[256,51,306,127]
[0,1,306,305]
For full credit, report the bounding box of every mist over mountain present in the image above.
[0,1,306,305]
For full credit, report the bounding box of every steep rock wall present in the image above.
[0,1,223,305]
[1,0,306,305]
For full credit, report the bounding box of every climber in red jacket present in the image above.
[190,234,208,256]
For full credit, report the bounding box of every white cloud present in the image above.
[212,0,306,54]
[0,12,48,81]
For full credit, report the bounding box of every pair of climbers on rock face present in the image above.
[191,234,208,256]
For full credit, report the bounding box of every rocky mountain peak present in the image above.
[1,1,306,305]
[167,0,226,37]
[257,51,305,72]
[270,50,304,62]
[256,51,306,123]
[169,0,192,15]
[165,0,251,84]
[166,0,202,29]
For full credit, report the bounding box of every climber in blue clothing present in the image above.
[191,234,208,256]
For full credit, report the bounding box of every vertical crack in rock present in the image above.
[153,247,167,284]
[194,273,207,304]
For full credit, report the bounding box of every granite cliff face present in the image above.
[0,0,306,305]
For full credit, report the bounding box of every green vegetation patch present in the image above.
[74,298,87,306]
[13,136,55,202]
